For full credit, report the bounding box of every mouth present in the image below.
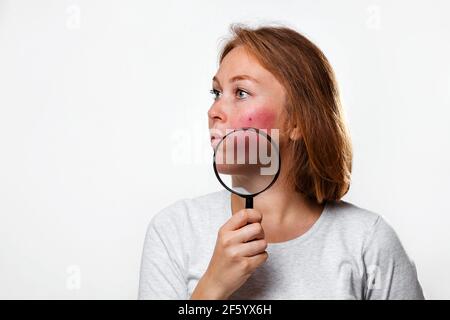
[210,132,224,149]
[210,130,224,142]
[210,136,220,148]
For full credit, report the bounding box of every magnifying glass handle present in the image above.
[245,196,253,209]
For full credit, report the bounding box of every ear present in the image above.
[289,126,302,141]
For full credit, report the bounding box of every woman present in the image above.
[138,24,425,300]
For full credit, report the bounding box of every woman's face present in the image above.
[208,46,287,147]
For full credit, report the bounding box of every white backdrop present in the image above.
[0,0,449,299]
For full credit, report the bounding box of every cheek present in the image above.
[232,108,277,129]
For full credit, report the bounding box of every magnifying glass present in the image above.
[212,127,281,209]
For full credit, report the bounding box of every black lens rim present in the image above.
[212,127,281,198]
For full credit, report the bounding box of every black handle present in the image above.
[245,196,253,209]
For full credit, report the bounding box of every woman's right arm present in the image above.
[190,209,268,300]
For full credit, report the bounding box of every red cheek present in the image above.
[233,109,276,129]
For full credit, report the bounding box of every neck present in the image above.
[231,177,325,225]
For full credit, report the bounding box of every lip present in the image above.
[209,130,224,142]
[210,135,222,141]
[210,136,221,148]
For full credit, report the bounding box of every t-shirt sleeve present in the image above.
[362,215,425,300]
[138,204,188,300]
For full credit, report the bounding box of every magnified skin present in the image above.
[213,129,279,195]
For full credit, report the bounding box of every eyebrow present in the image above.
[212,74,259,85]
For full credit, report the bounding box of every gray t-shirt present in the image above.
[138,190,425,299]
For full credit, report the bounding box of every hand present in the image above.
[190,208,268,299]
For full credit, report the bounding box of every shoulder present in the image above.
[183,189,230,214]
[326,200,407,256]
[325,200,400,252]
[326,200,382,233]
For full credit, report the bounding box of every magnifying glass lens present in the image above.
[213,128,280,206]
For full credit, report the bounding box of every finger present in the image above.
[233,222,265,243]
[222,209,262,232]
[246,209,263,224]
[238,239,268,257]
[246,251,269,270]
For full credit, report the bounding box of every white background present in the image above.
[0,0,449,299]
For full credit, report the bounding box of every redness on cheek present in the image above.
[233,109,277,129]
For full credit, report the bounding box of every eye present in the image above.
[210,88,221,100]
[236,88,249,100]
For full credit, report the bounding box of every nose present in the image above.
[207,100,227,125]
